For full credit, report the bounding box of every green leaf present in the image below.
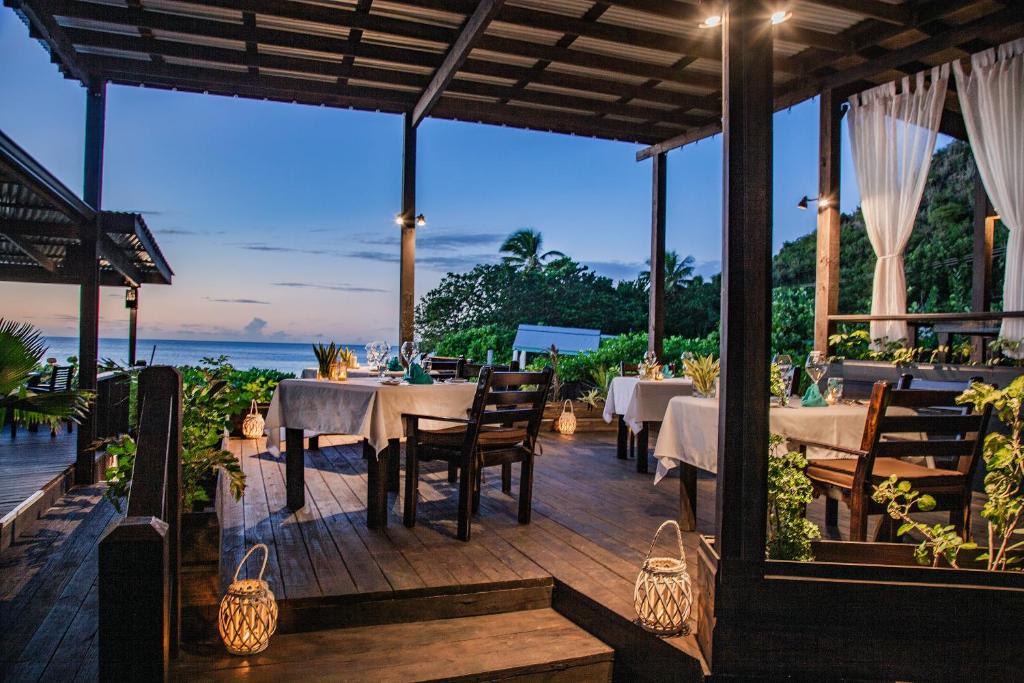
[916,494,937,512]
[896,522,915,537]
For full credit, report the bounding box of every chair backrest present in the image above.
[461,362,515,379]
[464,367,554,451]
[49,365,74,392]
[428,355,464,378]
[897,373,985,391]
[858,381,992,484]
[620,362,639,377]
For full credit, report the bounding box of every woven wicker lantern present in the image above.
[241,400,266,440]
[555,399,577,435]
[219,544,278,655]
[634,520,692,636]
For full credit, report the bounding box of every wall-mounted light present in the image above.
[700,13,722,28]
[394,215,404,226]
[125,287,138,310]
[797,195,830,210]
[770,10,792,25]
[698,0,721,28]
[415,213,426,227]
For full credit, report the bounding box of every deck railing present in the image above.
[98,366,182,682]
[95,370,131,439]
[828,311,1024,360]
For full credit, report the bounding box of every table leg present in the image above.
[616,416,628,460]
[678,462,697,531]
[309,435,320,451]
[636,423,649,474]
[285,428,305,510]
[365,439,388,529]
[387,439,400,493]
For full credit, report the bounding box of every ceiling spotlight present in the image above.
[700,14,722,28]
[415,213,426,227]
[770,10,792,25]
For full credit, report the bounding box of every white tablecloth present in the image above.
[602,376,693,432]
[265,377,477,455]
[652,397,881,484]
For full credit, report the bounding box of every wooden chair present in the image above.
[426,355,464,379]
[460,360,517,379]
[403,366,553,541]
[19,365,76,437]
[796,381,991,542]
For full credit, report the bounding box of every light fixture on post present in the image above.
[770,9,792,24]
[394,214,404,227]
[797,195,830,210]
[124,287,138,309]
[415,213,426,227]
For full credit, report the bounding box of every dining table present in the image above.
[602,376,693,472]
[652,396,881,530]
[265,377,478,528]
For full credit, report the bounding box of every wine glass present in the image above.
[805,351,827,393]
[681,351,695,373]
[400,341,416,370]
[772,353,794,406]
[365,342,379,375]
[374,340,391,379]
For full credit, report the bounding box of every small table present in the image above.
[653,397,876,530]
[265,378,477,528]
[602,376,693,473]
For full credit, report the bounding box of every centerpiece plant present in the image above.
[313,342,340,379]
[766,433,820,561]
[683,354,719,398]
[872,376,1024,571]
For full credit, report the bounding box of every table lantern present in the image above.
[634,520,692,637]
[556,399,577,435]
[241,400,265,440]
[219,544,278,655]
[329,361,348,381]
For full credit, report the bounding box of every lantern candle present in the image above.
[219,544,278,655]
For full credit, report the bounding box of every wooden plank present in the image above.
[411,0,505,126]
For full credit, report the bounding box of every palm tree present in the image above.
[639,251,696,290]
[499,229,565,271]
[0,319,91,433]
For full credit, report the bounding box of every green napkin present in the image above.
[404,363,433,385]
[801,384,828,407]
[661,365,673,379]
[387,356,403,372]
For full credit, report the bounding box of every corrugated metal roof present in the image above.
[512,324,603,355]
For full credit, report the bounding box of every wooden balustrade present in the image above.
[95,370,131,439]
[98,366,183,682]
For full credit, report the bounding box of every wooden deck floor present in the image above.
[0,428,76,519]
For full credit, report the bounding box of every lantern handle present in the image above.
[234,543,270,582]
[644,520,685,563]
[250,399,259,414]
[563,400,573,414]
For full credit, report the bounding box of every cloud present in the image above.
[342,250,496,273]
[582,260,647,282]
[205,297,271,305]
[344,250,400,263]
[237,243,345,257]
[272,281,388,293]
[243,317,269,337]
[360,231,504,250]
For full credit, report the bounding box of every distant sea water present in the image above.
[41,337,391,376]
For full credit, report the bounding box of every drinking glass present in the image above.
[805,351,827,392]
[365,343,379,375]
[826,377,844,405]
[371,340,390,379]
[400,341,415,369]
[681,352,695,372]
[772,353,794,406]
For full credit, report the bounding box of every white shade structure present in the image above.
[848,65,949,344]
[955,39,1024,350]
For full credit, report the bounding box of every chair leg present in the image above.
[403,445,419,528]
[472,467,482,514]
[66,419,73,433]
[518,455,534,525]
[28,422,39,433]
[457,455,474,541]
[448,461,457,483]
[501,463,512,494]
[950,504,971,541]
[9,418,16,439]
[824,497,838,529]
[873,515,898,543]
[849,494,868,542]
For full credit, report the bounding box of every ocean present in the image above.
[41,337,393,376]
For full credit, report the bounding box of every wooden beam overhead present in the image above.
[412,0,505,127]
[0,231,59,272]
[0,219,79,238]
[97,231,142,287]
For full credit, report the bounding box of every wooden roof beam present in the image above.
[636,4,1024,160]
[97,230,142,287]
[0,231,59,272]
[411,0,504,127]
[8,0,91,83]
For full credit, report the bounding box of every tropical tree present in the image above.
[499,229,565,270]
[0,319,92,431]
[639,251,695,291]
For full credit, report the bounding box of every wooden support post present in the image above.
[76,82,106,485]
[715,0,773,567]
[399,112,417,345]
[648,152,667,358]
[285,427,305,510]
[814,89,842,355]
[99,517,170,682]
[128,288,139,367]
[972,168,994,363]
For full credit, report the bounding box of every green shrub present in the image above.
[432,324,516,363]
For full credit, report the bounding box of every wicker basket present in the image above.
[219,543,278,655]
[633,520,692,636]
[555,399,577,435]
[241,400,266,440]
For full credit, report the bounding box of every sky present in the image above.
[0,8,869,344]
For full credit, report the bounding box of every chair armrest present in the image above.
[788,439,867,458]
[401,413,472,425]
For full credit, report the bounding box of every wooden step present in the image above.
[173,608,614,682]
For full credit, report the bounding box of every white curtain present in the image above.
[848,65,949,344]
[954,39,1024,350]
